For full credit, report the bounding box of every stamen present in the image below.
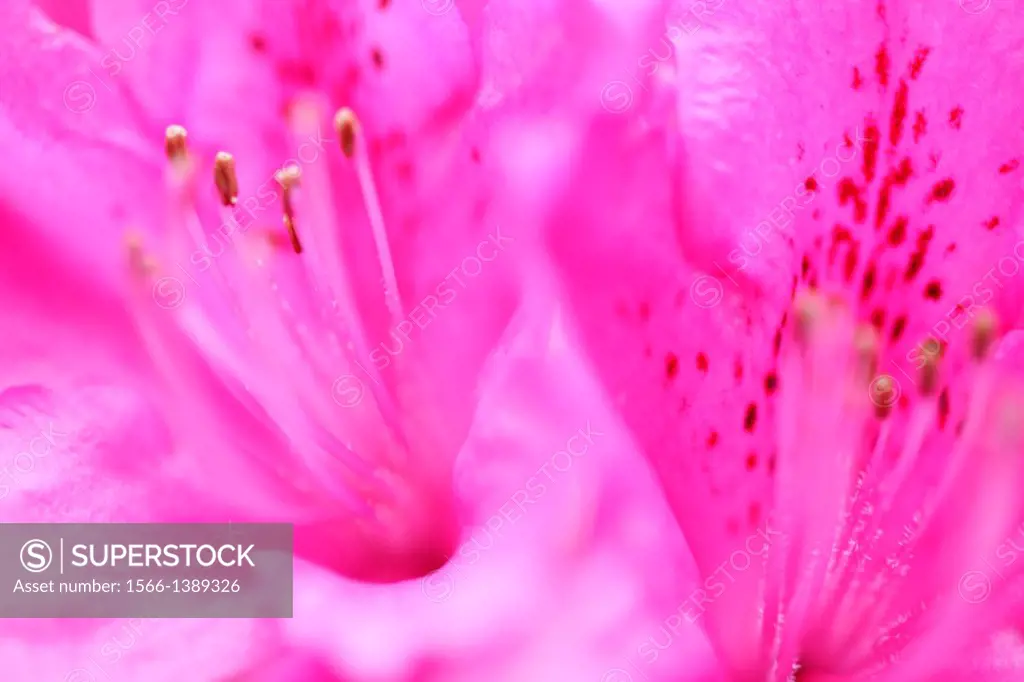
[213,152,239,207]
[919,340,942,395]
[275,165,303,254]
[794,290,824,344]
[165,125,188,161]
[334,107,358,158]
[854,324,879,384]
[333,107,404,326]
[125,231,156,274]
[871,375,898,419]
[971,308,998,361]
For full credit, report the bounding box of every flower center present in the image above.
[770,288,1023,676]
[124,104,458,581]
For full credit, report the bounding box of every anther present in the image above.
[872,375,897,419]
[794,290,824,345]
[919,339,942,396]
[125,232,156,274]
[213,152,239,206]
[275,165,303,254]
[971,309,998,361]
[333,108,359,158]
[165,125,188,160]
[854,325,880,382]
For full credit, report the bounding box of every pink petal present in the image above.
[33,0,93,36]
[285,296,725,681]
[0,2,163,379]
[0,618,283,681]
[545,0,1024,673]
[544,109,777,670]
[0,379,310,680]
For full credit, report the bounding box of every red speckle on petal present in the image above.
[696,352,709,373]
[890,80,909,146]
[764,372,778,395]
[861,263,877,300]
[949,106,964,130]
[924,280,942,300]
[887,215,908,246]
[805,176,819,192]
[870,308,886,331]
[875,44,890,88]
[938,388,950,429]
[745,452,758,471]
[749,502,762,526]
[370,47,385,69]
[892,157,913,184]
[930,178,955,202]
[843,244,860,282]
[249,33,268,53]
[707,431,719,448]
[665,353,680,379]
[904,225,935,281]
[638,302,650,321]
[743,403,758,432]
[875,185,892,229]
[985,216,1001,231]
[863,122,881,182]
[891,315,907,342]
[838,178,868,223]
[909,46,931,79]
[852,67,864,90]
[999,160,1020,174]
[913,111,927,143]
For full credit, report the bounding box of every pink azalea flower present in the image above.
[283,301,721,681]
[541,0,1024,680]
[6,0,519,582]
[0,0,568,678]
